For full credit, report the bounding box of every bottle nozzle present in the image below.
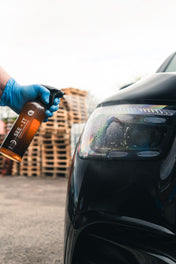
[42,85,65,108]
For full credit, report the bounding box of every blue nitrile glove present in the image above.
[0,78,60,122]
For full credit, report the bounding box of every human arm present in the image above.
[0,66,11,96]
[0,67,60,121]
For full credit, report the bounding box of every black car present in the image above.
[64,57,176,264]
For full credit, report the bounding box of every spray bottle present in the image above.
[0,85,64,162]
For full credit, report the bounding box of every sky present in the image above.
[0,0,176,103]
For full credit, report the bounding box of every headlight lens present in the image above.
[79,104,176,159]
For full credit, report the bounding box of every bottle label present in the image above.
[0,101,46,159]
[9,140,17,150]
[9,117,30,150]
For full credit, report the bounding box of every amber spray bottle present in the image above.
[0,85,64,162]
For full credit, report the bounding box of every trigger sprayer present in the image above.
[0,85,64,162]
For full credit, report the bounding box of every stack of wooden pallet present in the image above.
[41,132,71,178]
[63,88,88,124]
[39,87,88,178]
[4,117,16,133]
[0,118,15,176]
[40,97,71,178]
[0,134,5,174]
[19,132,42,177]
[10,87,88,178]
[11,159,19,176]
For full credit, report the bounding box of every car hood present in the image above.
[98,73,176,107]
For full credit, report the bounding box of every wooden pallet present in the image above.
[40,123,69,134]
[21,156,41,163]
[40,108,70,133]
[63,87,87,96]
[42,151,70,162]
[11,161,19,176]
[41,133,70,146]
[20,171,41,177]
[42,167,70,178]
[42,159,70,167]
[20,166,41,177]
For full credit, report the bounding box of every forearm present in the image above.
[0,67,11,98]
[0,67,61,120]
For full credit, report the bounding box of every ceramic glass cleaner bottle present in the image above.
[0,85,64,162]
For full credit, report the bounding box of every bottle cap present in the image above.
[42,85,65,108]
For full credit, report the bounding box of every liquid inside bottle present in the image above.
[0,101,46,162]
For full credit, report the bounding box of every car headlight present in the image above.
[79,104,176,159]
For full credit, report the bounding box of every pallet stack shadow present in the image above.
[13,87,88,178]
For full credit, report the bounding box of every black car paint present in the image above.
[99,73,176,107]
[64,73,176,263]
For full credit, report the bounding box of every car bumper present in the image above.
[64,211,176,264]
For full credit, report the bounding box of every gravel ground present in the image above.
[0,176,68,264]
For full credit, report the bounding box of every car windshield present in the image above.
[165,54,176,72]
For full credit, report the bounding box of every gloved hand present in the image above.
[0,78,60,122]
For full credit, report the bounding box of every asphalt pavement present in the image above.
[0,176,68,264]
